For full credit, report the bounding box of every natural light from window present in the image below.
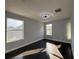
[46,24,52,35]
[7,18,24,43]
[66,21,71,40]
[46,42,63,59]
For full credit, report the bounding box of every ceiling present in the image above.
[5,0,73,22]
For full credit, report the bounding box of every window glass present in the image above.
[46,24,52,35]
[66,21,71,40]
[7,18,24,43]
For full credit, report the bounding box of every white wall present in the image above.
[71,8,74,54]
[5,12,72,53]
[5,12,44,53]
[44,18,71,43]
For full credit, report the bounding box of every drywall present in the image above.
[71,9,74,54]
[5,12,44,53]
[71,0,74,54]
[44,18,71,43]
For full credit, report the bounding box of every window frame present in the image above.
[66,21,71,40]
[6,17,24,43]
[45,23,53,36]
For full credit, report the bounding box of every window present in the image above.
[7,18,24,43]
[46,24,52,35]
[66,21,71,40]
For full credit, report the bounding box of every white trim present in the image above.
[6,38,43,53]
[6,38,70,53]
[48,39,71,44]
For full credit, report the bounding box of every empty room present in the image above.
[5,0,73,59]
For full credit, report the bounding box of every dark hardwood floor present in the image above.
[6,39,73,59]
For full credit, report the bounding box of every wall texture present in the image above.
[5,12,44,53]
[71,7,74,54]
[44,18,71,43]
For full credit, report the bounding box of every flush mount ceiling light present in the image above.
[40,12,54,20]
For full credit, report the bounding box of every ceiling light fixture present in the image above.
[40,12,54,20]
